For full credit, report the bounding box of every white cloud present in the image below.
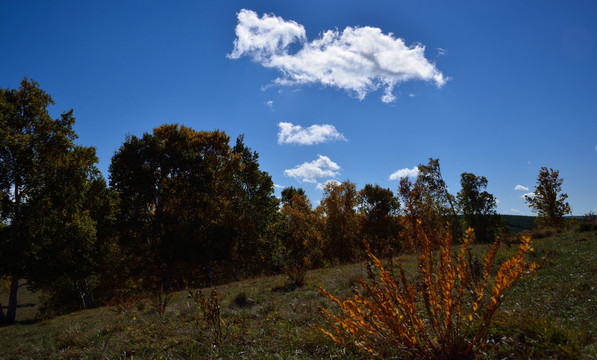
[389,166,419,180]
[266,100,274,110]
[522,192,535,199]
[510,208,522,213]
[594,145,597,151]
[273,183,285,189]
[284,154,340,183]
[228,9,306,62]
[229,9,447,103]
[514,185,529,191]
[316,179,341,191]
[277,122,346,145]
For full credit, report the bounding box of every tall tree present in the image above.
[358,184,402,257]
[320,180,360,263]
[525,167,571,229]
[398,159,456,248]
[279,190,321,286]
[27,156,116,316]
[110,124,228,291]
[417,159,459,232]
[0,78,97,324]
[457,172,502,243]
[228,135,279,279]
[109,125,277,290]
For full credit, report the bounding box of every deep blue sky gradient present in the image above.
[1,1,596,214]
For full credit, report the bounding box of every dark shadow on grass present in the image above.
[271,282,302,293]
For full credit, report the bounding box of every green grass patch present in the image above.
[1,229,596,359]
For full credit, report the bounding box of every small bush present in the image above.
[282,262,308,288]
[319,227,538,359]
[578,211,597,232]
[189,287,223,346]
[529,228,555,239]
[232,291,255,308]
[151,288,172,317]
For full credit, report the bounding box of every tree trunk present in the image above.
[0,300,7,325]
[204,262,212,288]
[162,263,174,293]
[5,276,20,324]
[75,278,94,309]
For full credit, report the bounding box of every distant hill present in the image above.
[501,215,537,234]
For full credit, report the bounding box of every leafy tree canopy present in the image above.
[525,167,571,229]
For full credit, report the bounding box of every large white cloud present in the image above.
[229,9,447,103]
[284,154,340,183]
[389,166,419,180]
[514,184,529,191]
[278,122,346,145]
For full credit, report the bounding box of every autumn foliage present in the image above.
[319,226,538,359]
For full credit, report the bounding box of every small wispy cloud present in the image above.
[266,100,274,110]
[284,154,340,183]
[316,179,341,191]
[522,192,535,199]
[278,122,346,145]
[274,183,285,189]
[389,166,419,180]
[594,145,597,151]
[514,185,529,191]
[229,9,447,103]
[510,208,522,213]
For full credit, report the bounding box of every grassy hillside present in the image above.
[1,228,595,359]
[502,214,537,234]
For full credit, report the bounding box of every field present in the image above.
[1,228,596,359]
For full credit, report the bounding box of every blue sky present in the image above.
[2,1,596,215]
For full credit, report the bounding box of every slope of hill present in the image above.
[1,228,595,359]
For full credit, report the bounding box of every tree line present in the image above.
[0,78,571,325]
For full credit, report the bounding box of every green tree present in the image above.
[358,184,402,257]
[525,167,571,229]
[30,163,116,316]
[457,172,502,243]
[320,180,360,263]
[109,125,277,290]
[417,159,460,238]
[0,78,99,324]
[228,135,279,279]
[110,124,232,291]
[281,186,306,207]
[398,159,456,249]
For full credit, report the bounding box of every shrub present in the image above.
[151,288,172,317]
[319,227,538,359]
[232,291,255,308]
[189,287,223,345]
[578,211,597,232]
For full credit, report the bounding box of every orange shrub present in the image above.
[319,227,538,359]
